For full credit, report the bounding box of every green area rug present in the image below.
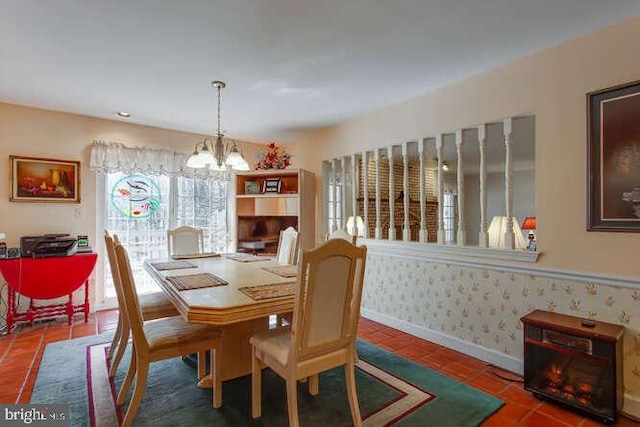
[31,334,503,426]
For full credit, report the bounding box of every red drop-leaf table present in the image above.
[0,253,98,333]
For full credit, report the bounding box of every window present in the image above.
[443,192,457,244]
[327,181,342,232]
[103,172,228,298]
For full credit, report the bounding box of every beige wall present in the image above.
[296,13,640,279]
[0,103,262,308]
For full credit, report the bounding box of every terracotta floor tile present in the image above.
[480,401,531,426]
[498,383,541,408]
[441,360,484,381]
[466,371,510,395]
[394,344,434,360]
[537,401,584,426]
[519,410,574,427]
[418,349,456,369]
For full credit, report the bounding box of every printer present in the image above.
[20,234,78,258]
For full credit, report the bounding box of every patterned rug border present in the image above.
[87,342,434,426]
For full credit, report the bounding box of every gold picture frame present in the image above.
[10,155,81,203]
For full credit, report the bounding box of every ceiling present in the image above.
[2,1,640,143]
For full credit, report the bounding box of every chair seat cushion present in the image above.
[144,316,222,352]
[250,328,291,366]
[139,292,179,320]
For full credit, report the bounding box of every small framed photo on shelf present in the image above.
[263,178,282,194]
[244,181,260,194]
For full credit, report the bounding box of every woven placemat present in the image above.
[225,253,270,263]
[171,252,220,260]
[150,260,197,271]
[262,265,297,278]
[166,273,228,291]
[239,282,296,300]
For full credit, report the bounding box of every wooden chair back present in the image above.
[104,231,128,321]
[114,240,149,354]
[290,238,367,363]
[276,226,299,264]
[167,226,204,256]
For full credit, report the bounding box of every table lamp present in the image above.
[521,216,537,251]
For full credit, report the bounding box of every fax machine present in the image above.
[20,234,78,258]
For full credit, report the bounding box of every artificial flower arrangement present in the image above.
[254,142,292,170]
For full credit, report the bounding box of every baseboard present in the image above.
[361,308,640,420]
[361,308,522,375]
[622,393,640,421]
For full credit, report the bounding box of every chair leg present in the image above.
[117,343,137,406]
[109,326,130,377]
[212,347,222,409]
[308,374,319,396]
[122,357,149,427]
[285,377,300,427]
[345,361,362,427]
[197,351,206,380]
[106,315,123,359]
[251,347,262,419]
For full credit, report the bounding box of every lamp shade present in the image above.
[521,216,536,230]
[346,216,365,236]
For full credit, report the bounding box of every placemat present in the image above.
[171,252,221,260]
[166,273,228,291]
[262,265,297,278]
[150,260,197,271]
[225,253,270,263]
[239,282,296,300]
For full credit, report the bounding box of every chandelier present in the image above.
[186,80,250,171]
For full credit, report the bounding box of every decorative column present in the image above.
[330,159,338,232]
[387,146,396,240]
[362,150,369,238]
[478,124,489,247]
[418,138,428,243]
[340,156,347,230]
[503,118,515,249]
[402,142,410,241]
[374,148,382,239]
[455,130,467,246]
[436,135,445,244]
[351,153,358,234]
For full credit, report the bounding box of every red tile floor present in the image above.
[0,311,637,426]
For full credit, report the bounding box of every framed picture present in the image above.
[10,156,81,203]
[244,180,260,194]
[263,178,282,193]
[587,80,640,232]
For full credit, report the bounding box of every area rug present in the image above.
[31,334,503,426]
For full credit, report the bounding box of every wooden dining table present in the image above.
[144,255,297,382]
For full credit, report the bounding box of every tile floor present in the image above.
[0,311,637,426]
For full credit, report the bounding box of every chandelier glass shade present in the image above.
[187,81,250,171]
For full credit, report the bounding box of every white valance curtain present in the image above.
[89,140,228,179]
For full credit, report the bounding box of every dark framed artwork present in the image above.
[263,178,282,194]
[10,156,81,203]
[587,80,640,232]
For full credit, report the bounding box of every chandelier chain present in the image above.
[217,83,221,136]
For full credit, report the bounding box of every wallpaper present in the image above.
[362,253,640,399]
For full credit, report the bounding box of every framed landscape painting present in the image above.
[587,80,640,232]
[10,156,81,203]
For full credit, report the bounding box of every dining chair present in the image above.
[167,225,204,257]
[112,238,224,427]
[276,226,299,264]
[250,238,368,427]
[104,231,180,378]
[326,228,358,245]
